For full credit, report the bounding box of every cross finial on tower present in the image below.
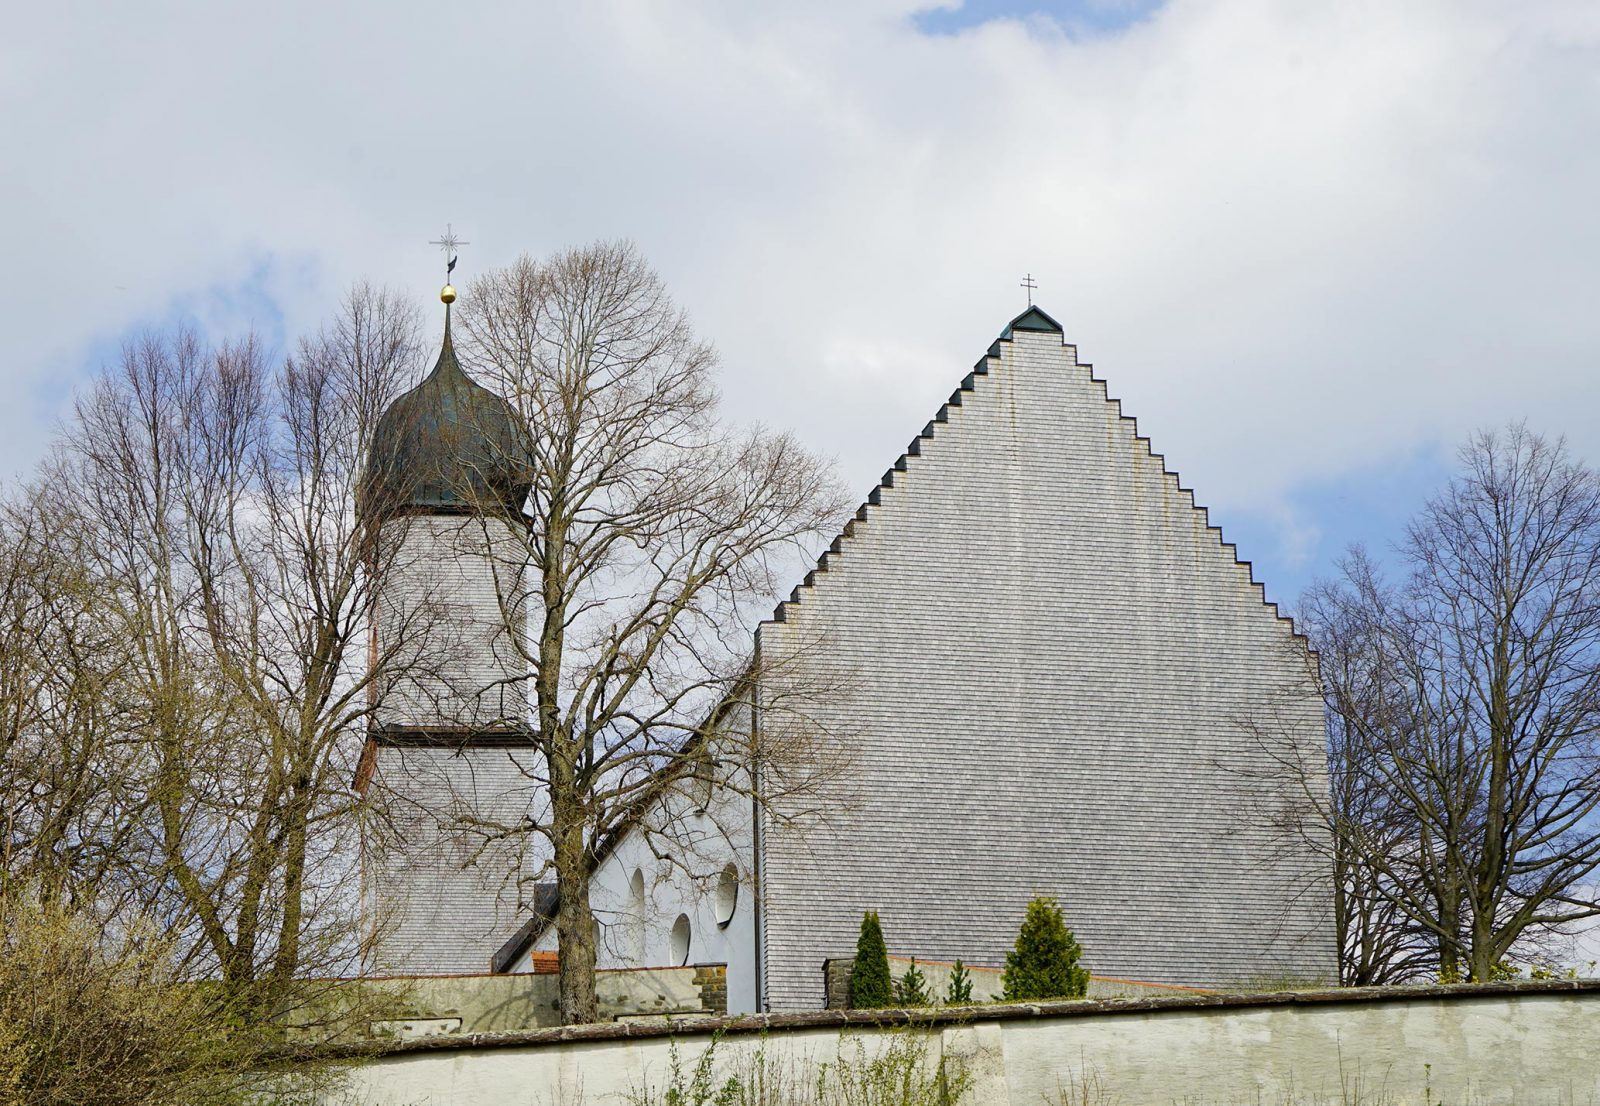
[430,223,469,275]
[1021,273,1038,307]
[429,224,470,304]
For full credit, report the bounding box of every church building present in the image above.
[357,293,1334,1013]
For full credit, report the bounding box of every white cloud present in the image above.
[3,0,1598,542]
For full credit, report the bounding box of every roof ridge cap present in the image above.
[1081,359,1306,641]
[765,340,1004,625]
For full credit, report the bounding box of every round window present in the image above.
[670,914,692,966]
[714,864,738,928]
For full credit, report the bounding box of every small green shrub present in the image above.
[945,960,974,1005]
[1001,896,1088,1001]
[894,959,930,1007]
[1530,959,1590,981]
[1439,959,1525,984]
[850,912,892,1009]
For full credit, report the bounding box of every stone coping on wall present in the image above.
[317,978,1600,1060]
[345,963,709,983]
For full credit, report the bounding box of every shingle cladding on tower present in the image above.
[359,305,540,976]
[755,309,1334,1010]
[365,746,543,974]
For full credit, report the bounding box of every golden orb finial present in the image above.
[430,225,467,305]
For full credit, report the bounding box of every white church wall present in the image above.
[596,792,758,1014]
[756,321,1333,1010]
[510,752,761,1014]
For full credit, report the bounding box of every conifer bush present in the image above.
[946,959,974,1005]
[849,911,892,1008]
[1002,896,1089,1001]
[894,957,930,1007]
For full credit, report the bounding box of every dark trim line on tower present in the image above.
[351,724,539,794]
[369,723,538,747]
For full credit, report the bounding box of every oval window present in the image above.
[629,869,646,963]
[670,914,692,966]
[714,864,738,928]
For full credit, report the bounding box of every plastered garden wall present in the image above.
[337,980,1600,1106]
[313,965,727,1042]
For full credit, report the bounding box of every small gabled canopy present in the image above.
[490,881,559,974]
[360,310,534,520]
[1000,305,1064,339]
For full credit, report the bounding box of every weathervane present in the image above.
[429,224,469,304]
[1021,273,1038,308]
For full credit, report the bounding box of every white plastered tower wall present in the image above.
[356,301,547,976]
[363,745,541,974]
[362,513,541,975]
[372,514,531,732]
[755,311,1334,1010]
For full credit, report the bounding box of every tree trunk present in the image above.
[270,774,311,1001]
[552,789,597,1024]
[1435,882,1462,982]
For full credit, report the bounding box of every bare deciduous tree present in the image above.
[451,242,851,1023]
[1292,425,1600,982]
[0,285,430,1022]
[1299,571,1442,985]
[0,497,142,912]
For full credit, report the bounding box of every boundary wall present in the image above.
[337,980,1600,1105]
[293,965,727,1042]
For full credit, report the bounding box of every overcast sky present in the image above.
[3,0,1598,609]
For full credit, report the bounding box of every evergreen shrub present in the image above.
[1001,896,1089,1001]
[894,957,929,1007]
[849,911,892,1008]
[945,959,974,1005]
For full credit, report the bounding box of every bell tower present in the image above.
[355,273,539,974]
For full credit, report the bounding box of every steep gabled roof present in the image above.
[764,306,1302,640]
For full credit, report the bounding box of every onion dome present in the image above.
[360,304,533,520]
